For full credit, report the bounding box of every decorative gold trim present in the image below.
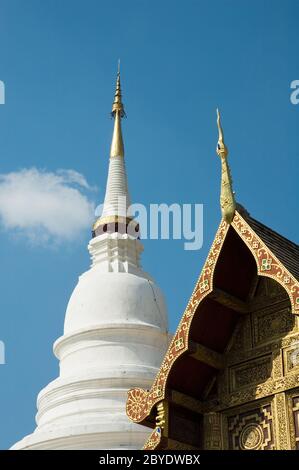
[232,212,299,314]
[225,401,274,450]
[273,392,290,449]
[226,322,299,366]
[210,370,299,411]
[272,349,283,380]
[92,215,136,231]
[286,388,299,449]
[156,400,169,437]
[229,355,272,392]
[142,427,162,450]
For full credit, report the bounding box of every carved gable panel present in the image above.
[229,356,272,392]
[252,307,296,346]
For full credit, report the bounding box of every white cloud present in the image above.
[56,169,94,190]
[0,168,95,245]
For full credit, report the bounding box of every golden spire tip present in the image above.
[111,62,125,118]
[110,65,125,157]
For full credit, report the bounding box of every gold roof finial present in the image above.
[110,61,125,157]
[216,108,228,158]
[216,108,236,224]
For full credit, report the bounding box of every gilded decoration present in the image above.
[252,306,296,346]
[230,356,272,392]
[290,394,299,449]
[156,400,168,434]
[143,427,162,451]
[284,341,299,373]
[227,404,274,450]
[126,211,299,447]
[274,392,289,449]
[239,423,264,449]
[126,387,149,422]
[232,212,299,314]
[214,371,299,411]
[226,329,299,366]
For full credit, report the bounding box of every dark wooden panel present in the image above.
[169,404,202,448]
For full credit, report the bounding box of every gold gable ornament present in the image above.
[216,108,236,224]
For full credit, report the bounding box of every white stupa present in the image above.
[12,69,169,450]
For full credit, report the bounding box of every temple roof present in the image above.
[245,214,299,281]
[126,110,299,450]
[126,209,299,449]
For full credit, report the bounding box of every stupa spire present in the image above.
[93,64,133,237]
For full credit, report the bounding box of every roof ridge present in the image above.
[244,214,298,249]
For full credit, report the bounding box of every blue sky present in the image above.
[0,0,298,449]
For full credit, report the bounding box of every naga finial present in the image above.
[216,108,228,158]
[216,108,236,224]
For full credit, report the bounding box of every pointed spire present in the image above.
[92,65,139,238]
[216,109,236,224]
[110,62,125,158]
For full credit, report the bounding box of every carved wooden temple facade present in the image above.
[126,112,299,450]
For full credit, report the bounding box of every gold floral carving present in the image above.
[272,350,283,380]
[142,427,162,451]
[252,306,295,346]
[227,332,299,366]
[274,393,289,449]
[216,372,299,411]
[230,357,272,392]
[126,387,149,422]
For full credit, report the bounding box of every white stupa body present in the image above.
[12,73,169,450]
